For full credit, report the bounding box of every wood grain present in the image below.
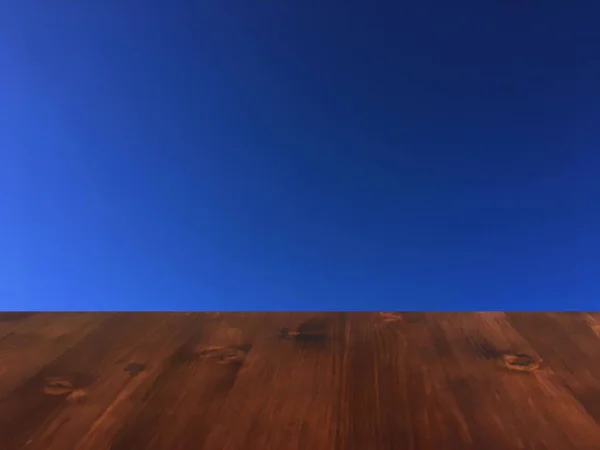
[1,312,600,449]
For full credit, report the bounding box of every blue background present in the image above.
[1,1,599,311]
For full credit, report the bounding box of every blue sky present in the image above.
[1,1,599,311]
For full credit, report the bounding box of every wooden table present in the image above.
[1,312,600,449]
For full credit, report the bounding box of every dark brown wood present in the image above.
[1,312,600,449]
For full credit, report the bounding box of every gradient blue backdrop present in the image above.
[1,1,599,311]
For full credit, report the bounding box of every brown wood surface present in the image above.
[1,312,600,449]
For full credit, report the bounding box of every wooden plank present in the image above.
[106,313,284,450]
[72,312,226,450]
[1,312,600,449]
[335,312,413,450]
[436,312,600,449]
[0,313,110,398]
[201,313,345,450]
[392,312,475,450]
[0,312,39,336]
[506,312,600,425]
[0,313,172,449]
[22,313,215,450]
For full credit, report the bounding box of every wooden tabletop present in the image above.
[1,312,600,449]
